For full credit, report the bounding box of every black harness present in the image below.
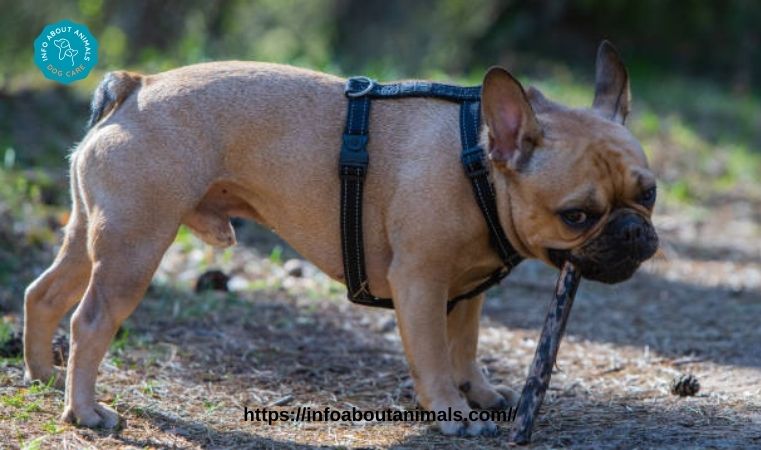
[339,76,523,312]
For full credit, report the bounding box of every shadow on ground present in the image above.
[65,271,758,449]
[488,261,761,370]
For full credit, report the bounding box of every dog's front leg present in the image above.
[447,293,519,410]
[389,271,498,437]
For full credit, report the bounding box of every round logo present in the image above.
[34,20,98,84]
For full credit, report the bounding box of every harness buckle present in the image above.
[461,145,488,178]
[345,76,375,98]
[339,133,369,179]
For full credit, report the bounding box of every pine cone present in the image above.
[671,374,700,397]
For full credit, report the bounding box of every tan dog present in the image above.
[24,41,657,436]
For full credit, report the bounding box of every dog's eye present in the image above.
[639,187,657,207]
[559,209,597,228]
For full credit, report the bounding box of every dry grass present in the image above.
[1,203,760,449]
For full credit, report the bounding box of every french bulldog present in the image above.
[23,41,657,436]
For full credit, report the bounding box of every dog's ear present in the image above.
[482,67,541,170]
[593,40,630,124]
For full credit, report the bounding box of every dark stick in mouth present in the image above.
[510,261,581,445]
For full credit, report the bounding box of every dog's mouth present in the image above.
[547,212,659,284]
[547,248,646,283]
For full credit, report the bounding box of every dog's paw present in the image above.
[462,381,519,412]
[24,366,66,390]
[62,402,121,429]
[490,385,520,410]
[439,417,499,437]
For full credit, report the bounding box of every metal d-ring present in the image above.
[345,76,374,97]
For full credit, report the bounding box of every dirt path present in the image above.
[1,202,760,449]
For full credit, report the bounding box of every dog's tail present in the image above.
[87,71,143,129]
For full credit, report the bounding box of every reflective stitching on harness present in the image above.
[471,103,479,147]
[460,103,469,146]
[354,169,363,287]
[341,177,352,292]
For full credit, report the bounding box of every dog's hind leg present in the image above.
[58,142,192,428]
[60,201,181,428]
[24,164,92,388]
[447,294,519,411]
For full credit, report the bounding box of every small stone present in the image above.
[671,373,700,397]
[227,275,250,292]
[380,318,396,333]
[195,269,230,293]
[283,259,304,278]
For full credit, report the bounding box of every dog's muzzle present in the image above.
[548,212,659,284]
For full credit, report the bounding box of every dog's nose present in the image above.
[609,212,658,259]
[609,213,644,242]
[616,216,644,244]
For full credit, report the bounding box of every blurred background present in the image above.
[0,2,760,447]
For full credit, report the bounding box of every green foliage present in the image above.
[28,378,57,395]
[269,245,284,265]
[141,379,158,397]
[3,0,760,85]
[110,325,131,352]
[1,390,43,422]
[203,399,222,414]
[4,148,16,170]
[0,318,12,343]
[174,225,197,253]
[20,436,44,450]
[1,391,26,408]
[41,419,60,435]
[0,168,69,285]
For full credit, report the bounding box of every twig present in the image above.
[671,356,706,366]
[268,394,294,407]
[510,261,581,445]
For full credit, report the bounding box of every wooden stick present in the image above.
[510,261,581,445]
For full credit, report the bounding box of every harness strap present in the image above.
[459,101,524,270]
[339,94,393,307]
[339,77,524,312]
[345,76,481,102]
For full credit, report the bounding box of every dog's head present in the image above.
[482,41,658,283]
